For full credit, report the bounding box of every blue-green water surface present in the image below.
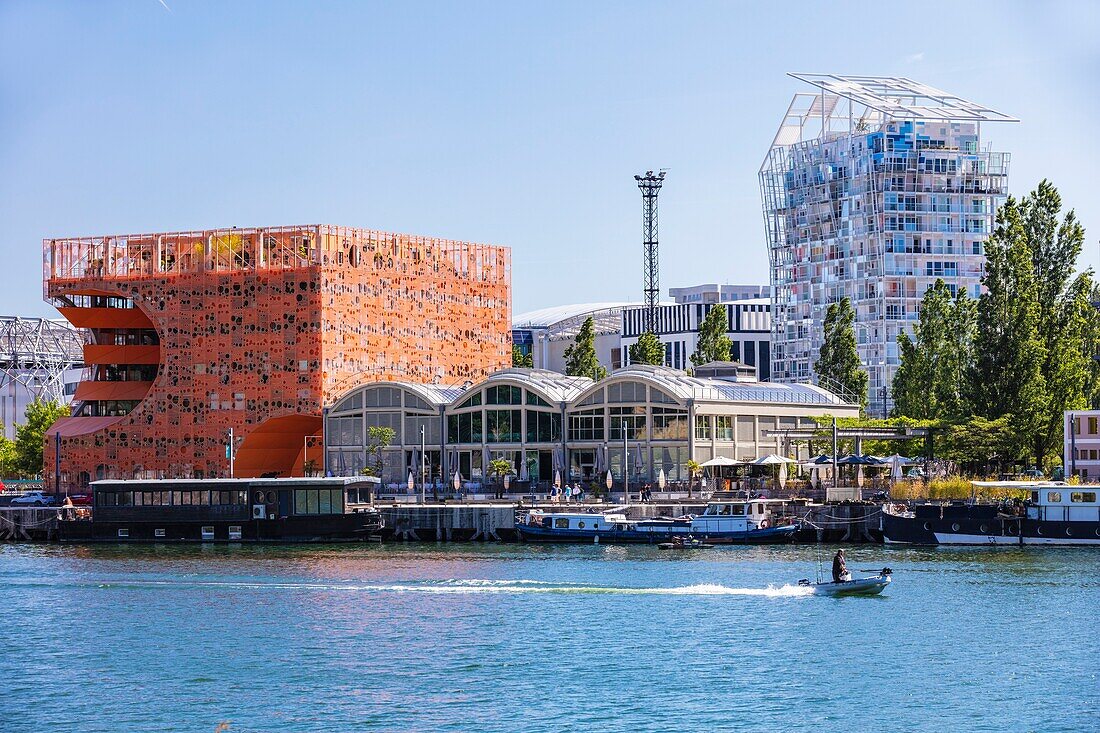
[0,543,1096,732]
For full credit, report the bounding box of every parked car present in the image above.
[1021,468,1045,479]
[68,493,93,506]
[905,467,926,479]
[10,491,58,506]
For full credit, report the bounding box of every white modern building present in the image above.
[0,317,85,439]
[620,299,771,377]
[324,365,859,489]
[760,74,1015,414]
[1065,411,1100,481]
[511,303,641,375]
[668,284,769,305]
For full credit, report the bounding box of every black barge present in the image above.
[59,477,383,542]
[882,482,1100,546]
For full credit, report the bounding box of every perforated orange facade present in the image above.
[43,225,510,487]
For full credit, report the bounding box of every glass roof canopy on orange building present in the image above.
[44,224,506,290]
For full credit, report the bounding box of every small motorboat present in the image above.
[657,537,714,550]
[798,568,893,596]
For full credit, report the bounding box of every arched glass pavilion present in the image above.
[324,366,858,493]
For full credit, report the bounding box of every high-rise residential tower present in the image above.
[760,74,1015,415]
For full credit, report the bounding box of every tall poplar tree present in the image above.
[814,297,868,410]
[1020,181,1090,462]
[892,281,975,420]
[563,316,607,380]
[690,304,733,366]
[628,331,666,366]
[970,196,1048,462]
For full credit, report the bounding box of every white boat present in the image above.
[798,568,893,596]
[515,500,799,544]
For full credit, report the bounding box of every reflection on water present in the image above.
[0,543,1097,733]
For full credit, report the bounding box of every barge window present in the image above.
[1047,492,1062,503]
[555,518,570,529]
[1071,492,1096,503]
[732,505,745,516]
[293,489,344,516]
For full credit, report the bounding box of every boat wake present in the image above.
[84,577,815,597]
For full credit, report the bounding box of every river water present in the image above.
[0,542,1096,732]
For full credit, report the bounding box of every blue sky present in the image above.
[2,1,1098,318]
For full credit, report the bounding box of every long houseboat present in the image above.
[59,476,384,542]
[515,499,799,544]
[882,482,1100,546]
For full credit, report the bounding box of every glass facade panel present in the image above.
[568,408,604,441]
[486,385,522,404]
[651,407,687,440]
[609,406,646,440]
[486,409,522,442]
[525,410,561,443]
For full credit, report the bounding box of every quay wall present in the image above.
[1,501,884,543]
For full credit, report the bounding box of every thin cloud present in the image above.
[905,52,925,64]
[156,0,172,11]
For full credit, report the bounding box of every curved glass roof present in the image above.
[478,368,594,403]
[331,380,466,411]
[574,364,854,407]
[511,302,640,330]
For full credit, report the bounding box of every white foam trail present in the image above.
[91,578,813,597]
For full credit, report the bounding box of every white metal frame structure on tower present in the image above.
[0,317,86,436]
[760,73,1017,416]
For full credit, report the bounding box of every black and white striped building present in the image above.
[620,299,772,378]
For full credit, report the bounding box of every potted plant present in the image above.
[487,459,515,500]
[685,459,702,499]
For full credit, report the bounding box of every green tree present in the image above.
[1020,181,1090,466]
[814,297,868,410]
[690,304,733,366]
[360,425,396,479]
[563,316,607,380]
[892,281,976,420]
[629,331,666,366]
[971,182,1091,466]
[511,344,533,368]
[0,432,17,478]
[15,399,70,477]
[971,196,1048,463]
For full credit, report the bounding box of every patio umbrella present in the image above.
[700,456,741,467]
[553,469,561,488]
[658,468,667,490]
[778,460,788,489]
[519,458,529,482]
[751,454,798,465]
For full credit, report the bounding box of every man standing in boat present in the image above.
[832,549,849,583]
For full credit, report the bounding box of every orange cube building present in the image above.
[43,225,510,487]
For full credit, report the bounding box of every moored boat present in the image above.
[515,499,799,544]
[881,482,1100,546]
[58,476,385,543]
